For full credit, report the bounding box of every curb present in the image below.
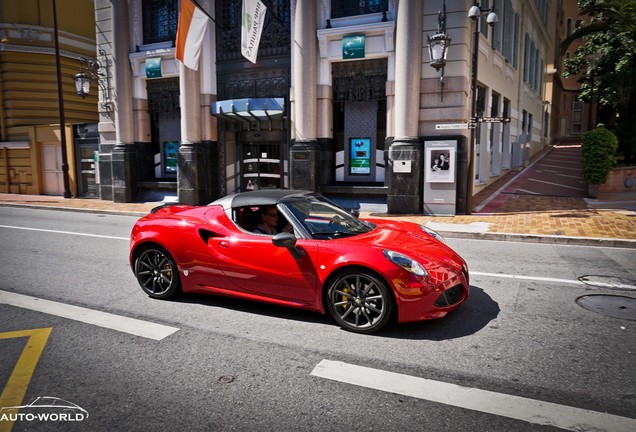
[440,230,636,249]
[0,202,148,217]
[3,201,634,248]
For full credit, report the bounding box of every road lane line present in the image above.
[0,224,128,240]
[471,271,584,285]
[0,291,178,341]
[311,360,636,432]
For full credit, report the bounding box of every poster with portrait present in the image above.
[426,146,455,183]
[349,137,371,175]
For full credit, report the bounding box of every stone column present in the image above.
[178,63,207,205]
[290,0,319,191]
[386,0,423,213]
[111,0,137,203]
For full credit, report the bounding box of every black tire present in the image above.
[134,245,181,299]
[326,270,393,334]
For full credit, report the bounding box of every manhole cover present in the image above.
[578,275,636,291]
[576,294,636,321]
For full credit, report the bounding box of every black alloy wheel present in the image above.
[327,270,393,334]
[135,246,181,299]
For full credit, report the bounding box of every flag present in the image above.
[241,0,267,64]
[175,0,209,70]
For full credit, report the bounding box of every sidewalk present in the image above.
[1,146,635,248]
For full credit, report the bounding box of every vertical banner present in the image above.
[241,0,267,64]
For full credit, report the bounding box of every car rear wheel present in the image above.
[135,246,181,299]
[327,270,393,334]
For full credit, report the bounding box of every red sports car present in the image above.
[130,190,469,334]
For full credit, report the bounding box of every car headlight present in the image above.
[420,224,445,243]
[383,250,428,276]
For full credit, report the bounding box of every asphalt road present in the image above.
[0,207,635,432]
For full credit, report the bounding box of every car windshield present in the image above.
[281,195,373,239]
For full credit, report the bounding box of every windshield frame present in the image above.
[279,195,373,240]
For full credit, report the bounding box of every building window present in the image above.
[522,110,527,135]
[573,97,583,134]
[143,0,178,45]
[331,0,388,19]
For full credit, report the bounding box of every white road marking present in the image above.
[537,163,582,171]
[0,224,128,240]
[527,178,586,191]
[311,360,636,432]
[0,290,178,340]
[516,188,541,194]
[471,271,584,285]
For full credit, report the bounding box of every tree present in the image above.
[561,0,636,164]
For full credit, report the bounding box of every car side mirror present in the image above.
[272,232,305,260]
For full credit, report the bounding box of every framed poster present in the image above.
[163,141,179,174]
[349,137,371,175]
[426,146,456,183]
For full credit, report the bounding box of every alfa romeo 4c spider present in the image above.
[130,190,469,334]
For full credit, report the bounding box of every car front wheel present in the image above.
[135,246,181,299]
[327,270,393,334]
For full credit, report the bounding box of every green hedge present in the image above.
[581,124,618,184]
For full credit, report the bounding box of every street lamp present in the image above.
[52,0,71,198]
[427,1,452,101]
[464,1,497,215]
[585,52,602,130]
[74,48,113,111]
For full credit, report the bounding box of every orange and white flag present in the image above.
[175,0,209,70]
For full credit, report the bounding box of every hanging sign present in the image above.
[146,57,162,79]
[342,34,365,59]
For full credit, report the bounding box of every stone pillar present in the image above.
[290,0,319,191]
[111,0,137,203]
[386,0,423,213]
[317,84,334,186]
[178,64,207,205]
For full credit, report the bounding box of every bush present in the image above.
[581,124,619,184]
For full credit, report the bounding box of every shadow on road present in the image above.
[164,285,499,340]
[380,286,500,340]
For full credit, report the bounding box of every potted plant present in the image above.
[581,124,618,198]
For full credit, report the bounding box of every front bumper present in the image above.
[391,264,469,323]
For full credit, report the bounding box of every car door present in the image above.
[206,232,319,303]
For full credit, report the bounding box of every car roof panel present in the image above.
[210,189,313,210]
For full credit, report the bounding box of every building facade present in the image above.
[91,0,559,214]
[0,0,98,196]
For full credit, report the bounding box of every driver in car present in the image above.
[254,206,292,235]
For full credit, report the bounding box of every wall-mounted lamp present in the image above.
[427,2,451,101]
[74,48,113,111]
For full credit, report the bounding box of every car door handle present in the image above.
[215,240,230,248]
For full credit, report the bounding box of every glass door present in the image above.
[242,142,281,190]
[78,145,98,197]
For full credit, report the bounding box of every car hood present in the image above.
[347,219,466,270]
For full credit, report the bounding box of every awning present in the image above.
[210,98,285,122]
